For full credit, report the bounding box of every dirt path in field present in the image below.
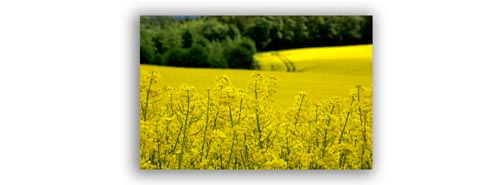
[273,52,296,72]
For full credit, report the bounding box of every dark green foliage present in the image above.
[187,45,210,68]
[201,20,230,42]
[140,30,156,64]
[206,41,228,68]
[140,16,177,29]
[360,16,373,44]
[139,22,181,64]
[182,29,193,48]
[219,37,257,69]
[152,53,166,65]
[238,37,257,53]
[227,25,240,39]
[166,48,189,67]
[140,46,152,64]
[225,46,254,69]
[165,45,209,68]
[193,35,209,48]
[243,17,272,51]
[209,57,228,68]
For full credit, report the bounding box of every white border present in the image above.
[1,0,504,184]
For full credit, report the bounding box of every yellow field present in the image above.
[253,44,372,74]
[140,45,373,170]
[140,71,373,170]
[141,44,372,108]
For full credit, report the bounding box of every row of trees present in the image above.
[140,16,372,69]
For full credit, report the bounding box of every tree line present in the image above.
[140,16,372,69]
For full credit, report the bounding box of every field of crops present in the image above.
[139,45,373,170]
[140,44,372,108]
[253,44,372,74]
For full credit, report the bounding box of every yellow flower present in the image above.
[139,69,372,170]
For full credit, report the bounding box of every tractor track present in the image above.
[273,52,296,72]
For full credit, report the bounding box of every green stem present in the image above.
[227,92,234,126]
[339,98,354,144]
[226,131,236,169]
[156,120,161,169]
[339,111,352,144]
[339,152,347,169]
[178,89,191,169]
[243,134,248,168]
[254,80,262,148]
[142,71,154,121]
[200,89,211,163]
[238,98,243,123]
[293,93,305,126]
[322,104,335,158]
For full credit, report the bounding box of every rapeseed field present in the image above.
[140,70,372,169]
[139,44,373,169]
[140,44,372,108]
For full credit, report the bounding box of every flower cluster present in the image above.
[140,69,372,170]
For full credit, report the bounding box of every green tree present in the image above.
[206,41,228,68]
[140,29,156,64]
[218,37,257,69]
[201,19,229,42]
[227,25,240,39]
[182,29,193,48]
[360,16,373,44]
[187,45,210,67]
[244,17,273,51]
[140,16,177,29]
[166,48,188,67]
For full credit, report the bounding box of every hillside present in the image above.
[140,45,372,107]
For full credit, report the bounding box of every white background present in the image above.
[1,0,503,184]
